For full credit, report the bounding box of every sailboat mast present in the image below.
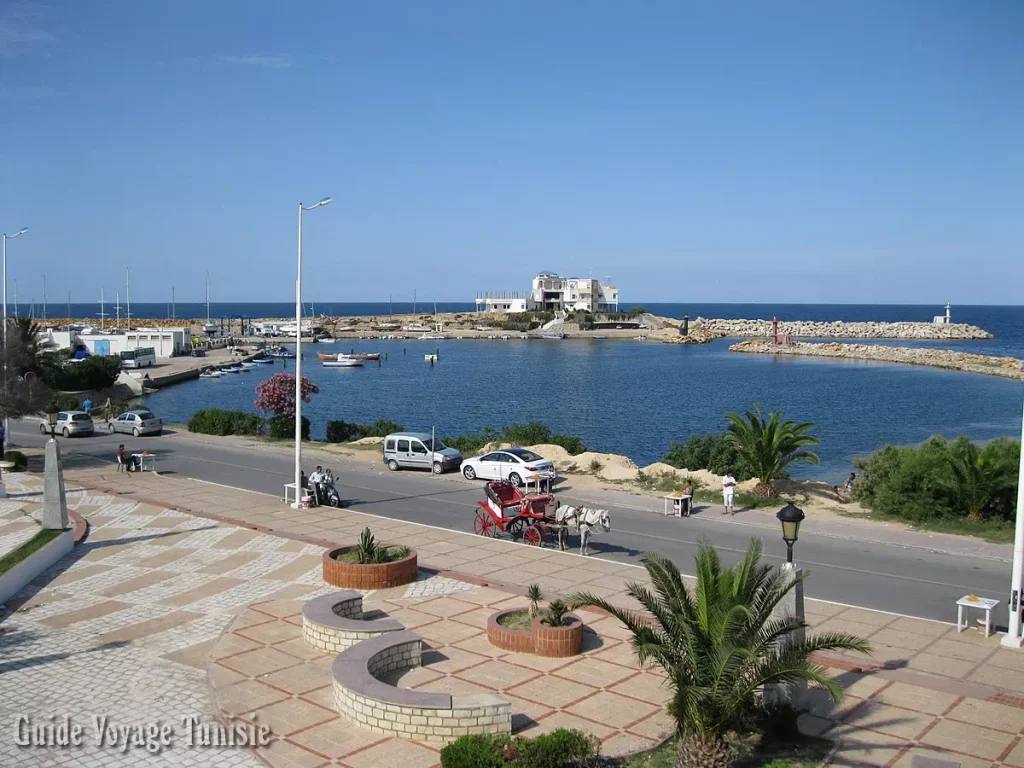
[206,272,210,324]
[12,280,17,319]
[99,288,106,329]
[125,267,131,329]
[42,275,47,320]
[67,291,71,320]
[172,286,176,320]
[116,292,120,325]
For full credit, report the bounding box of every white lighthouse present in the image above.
[933,302,952,325]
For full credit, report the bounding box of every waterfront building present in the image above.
[475,272,619,314]
[40,327,188,358]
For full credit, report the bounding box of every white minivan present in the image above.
[383,432,463,474]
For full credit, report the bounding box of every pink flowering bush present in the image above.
[255,373,319,418]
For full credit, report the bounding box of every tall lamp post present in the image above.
[1003,398,1024,648]
[293,198,332,508]
[2,227,29,451]
[767,501,807,706]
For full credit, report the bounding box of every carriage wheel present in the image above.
[474,511,497,537]
[523,524,543,547]
[506,518,524,538]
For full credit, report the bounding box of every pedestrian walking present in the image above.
[83,397,93,414]
[722,470,736,516]
[103,398,113,423]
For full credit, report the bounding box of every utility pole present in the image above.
[172,286,175,320]
[116,292,120,326]
[1003,397,1024,648]
[42,275,47,320]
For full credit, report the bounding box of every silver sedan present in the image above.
[108,410,163,437]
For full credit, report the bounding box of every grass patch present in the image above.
[0,528,62,576]
[851,509,1015,544]
[694,489,780,509]
[332,546,409,564]
[496,608,532,631]
[623,735,831,768]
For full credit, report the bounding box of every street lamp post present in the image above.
[293,198,332,508]
[776,501,805,565]
[2,227,29,452]
[1002,399,1024,648]
[45,404,59,440]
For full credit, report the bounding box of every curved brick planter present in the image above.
[322,546,418,590]
[303,590,404,653]
[333,630,511,742]
[487,610,534,653]
[532,615,584,657]
[487,609,584,657]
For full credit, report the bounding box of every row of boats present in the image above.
[198,358,275,379]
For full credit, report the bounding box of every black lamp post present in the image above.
[776,501,805,564]
[45,404,59,439]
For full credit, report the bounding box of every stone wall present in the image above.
[332,632,512,742]
[730,340,1024,381]
[302,591,404,654]
[694,317,992,340]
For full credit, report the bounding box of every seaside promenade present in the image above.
[1,467,1022,768]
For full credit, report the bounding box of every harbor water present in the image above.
[144,304,1024,481]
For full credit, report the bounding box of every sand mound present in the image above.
[571,451,638,481]
[526,444,574,464]
[348,436,385,446]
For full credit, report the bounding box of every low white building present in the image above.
[476,272,619,314]
[75,327,188,358]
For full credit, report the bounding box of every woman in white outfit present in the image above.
[722,470,736,515]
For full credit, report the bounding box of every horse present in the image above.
[554,504,612,556]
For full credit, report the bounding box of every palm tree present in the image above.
[5,317,45,376]
[569,540,869,768]
[942,441,1007,523]
[725,405,819,497]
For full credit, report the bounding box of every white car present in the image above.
[461,448,557,486]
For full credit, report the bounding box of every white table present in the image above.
[663,493,692,517]
[283,483,314,507]
[132,453,156,472]
[956,595,999,637]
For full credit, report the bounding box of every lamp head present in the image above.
[45,404,59,427]
[776,501,805,545]
[316,197,332,207]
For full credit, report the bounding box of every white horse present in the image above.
[554,504,612,556]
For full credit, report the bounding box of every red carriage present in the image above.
[473,479,556,546]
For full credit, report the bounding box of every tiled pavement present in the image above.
[1,468,1023,768]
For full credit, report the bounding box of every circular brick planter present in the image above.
[486,609,584,657]
[487,609,534,653]
[531,615,584,657]
[322,546,418,590]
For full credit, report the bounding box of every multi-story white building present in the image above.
[476,273,619,314]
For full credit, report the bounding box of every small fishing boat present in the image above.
[199,369,222,379]
[317,352,338,362]
[240,361,258,370]
[221,365,243,373]
[372,322,401,331]
[266,347,295,359]
[322,357,363,368]
[252,356,275,364]
[349,352,380,361]
[593,335,608,340]
[539,332,565,340]
[424,353,439,362]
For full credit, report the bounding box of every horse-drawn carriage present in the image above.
[473,480,612,555]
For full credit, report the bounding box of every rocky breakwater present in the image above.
[730,339,1024,381]
[695,317,992,340]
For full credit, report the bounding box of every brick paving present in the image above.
[0,467,1022,768]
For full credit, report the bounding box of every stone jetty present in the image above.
[730,339,1024,381]
[694,317,992,340]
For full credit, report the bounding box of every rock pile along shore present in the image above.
[694,317,992,340]
[730,339,1024,381]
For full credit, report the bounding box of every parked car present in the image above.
[108,410,163,437]
[461,447,557,486]
[382,432,462,474]
[39,411,94,438]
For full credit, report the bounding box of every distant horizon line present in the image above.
[6,300,1022,308]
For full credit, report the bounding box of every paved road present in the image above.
[10,422,1011,624]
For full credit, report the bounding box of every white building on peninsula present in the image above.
[475,272,619,314]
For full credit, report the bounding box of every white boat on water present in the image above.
[199,369,222,379]
[252,357,275,364]
[322,356,363,368]
[221,365,243,373]
[424,353,439,362]
[240,362,258,370]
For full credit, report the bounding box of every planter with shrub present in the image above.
[439,729,596,768]
[487,586,584,657]
[3,451,28,472]
[322,527,418,589]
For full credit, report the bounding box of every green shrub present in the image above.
[361,418,404,438]
[663,432,750,480]
[325,420,361,443]
[188,408,265,436]
[855,436,1019,525]
[267,415,310,440]
[4,450,28,471]
[503,422,553,446]
[512,729,596,768]
[439,733,509,768]
[442,427,500,456]
[438,729,595,768]
[550,433,587,455]
[38,352,122,391]
[48,392,81,411]
[589,459,603,473]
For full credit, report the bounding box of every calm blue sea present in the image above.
[141,303,1024,481]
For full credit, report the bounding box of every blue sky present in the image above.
[1,1,1021,304]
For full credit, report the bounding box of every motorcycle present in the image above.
[315,482,343,508]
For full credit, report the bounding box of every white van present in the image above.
[383,432,463,474]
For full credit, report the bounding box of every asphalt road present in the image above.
[9,422,1011,624]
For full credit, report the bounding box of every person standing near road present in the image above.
[0,423,5,460]
[83,397,93,415]
[722,470,737,516]
[103,398,113,423]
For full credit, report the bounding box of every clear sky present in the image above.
[1,1,1021,304]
